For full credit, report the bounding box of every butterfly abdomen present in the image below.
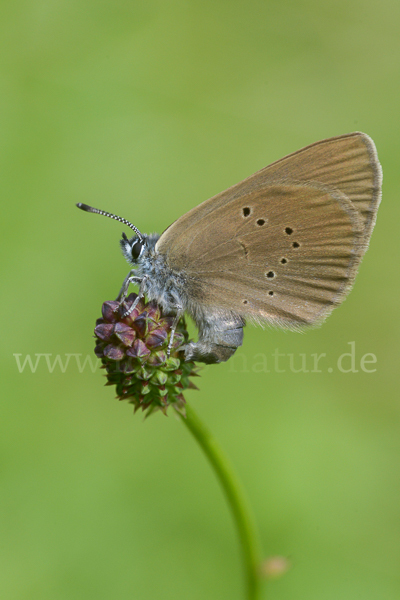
[184,311,245,364]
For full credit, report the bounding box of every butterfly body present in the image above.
[120,232,245,363]
[77,132,382,364]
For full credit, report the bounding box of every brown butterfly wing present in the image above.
[156,133,381,326]
[261,132,381,242]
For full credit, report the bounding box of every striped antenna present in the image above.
[76,203,143,242]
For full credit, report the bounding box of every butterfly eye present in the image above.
[131,239,143,260]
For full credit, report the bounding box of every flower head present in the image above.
[94,293,198,416]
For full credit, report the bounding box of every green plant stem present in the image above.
[179,403,262,600]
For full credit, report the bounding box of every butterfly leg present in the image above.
[118,274,149,318]
[167,306,184,357]
[115,270,142,302]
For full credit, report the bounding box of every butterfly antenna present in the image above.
[76,203,143,242]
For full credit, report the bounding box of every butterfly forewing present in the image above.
[156,133,381,327]
[261,132,381,241]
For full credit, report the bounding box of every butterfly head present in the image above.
[120,231,145,265]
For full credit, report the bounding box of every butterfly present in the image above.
[77,132,381,364]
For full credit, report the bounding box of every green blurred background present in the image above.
[1,1,399,599]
